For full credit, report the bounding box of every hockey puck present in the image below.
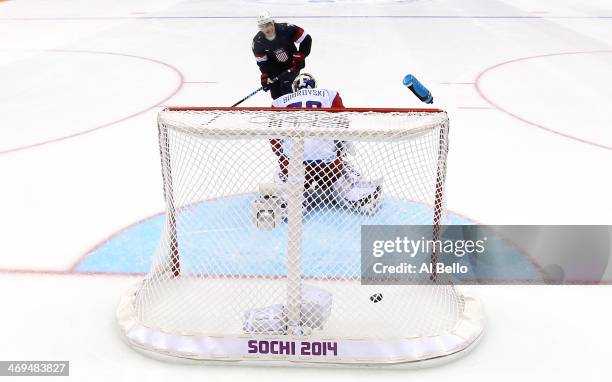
[370,293,383,303]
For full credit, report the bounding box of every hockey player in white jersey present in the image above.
[270,73,346,193]
[251,73,382,233]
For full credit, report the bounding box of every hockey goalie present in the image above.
[244,74,383,335]
[251,73,383,231]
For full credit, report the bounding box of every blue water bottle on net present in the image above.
[403,74,433,104]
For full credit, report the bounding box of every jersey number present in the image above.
[287,101,322,108]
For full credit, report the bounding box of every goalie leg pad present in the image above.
[332,176,384,215]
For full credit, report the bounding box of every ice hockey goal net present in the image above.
[117,107,483,366]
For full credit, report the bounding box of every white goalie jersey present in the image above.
[254,87,383,225]
[271,88,344,109]
[272,88,345,163]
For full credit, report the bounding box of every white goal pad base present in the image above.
[118,282,483,366]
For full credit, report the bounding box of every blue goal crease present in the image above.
[77,194,539,280]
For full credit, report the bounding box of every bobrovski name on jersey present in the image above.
[247,339,338,357]
[280,89,329,103]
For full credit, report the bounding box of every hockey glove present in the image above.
[291,52,305,72]
[260,72,271,91]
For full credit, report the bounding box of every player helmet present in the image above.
[292,73,317,92]
[256,11,274,28]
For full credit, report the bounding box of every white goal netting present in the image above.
[117,107,483,366]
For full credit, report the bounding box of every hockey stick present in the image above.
[231,69,294,107]
[202,69,295,126]
[403,74,434,104]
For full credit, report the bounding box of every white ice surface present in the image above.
[0,0,611,380]
[1,274,611,381]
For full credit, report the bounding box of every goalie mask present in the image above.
[292,73,317,92]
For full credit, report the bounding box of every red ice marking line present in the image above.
[68,209,168,272]
[0,49,185,156]
[474,50,612,151]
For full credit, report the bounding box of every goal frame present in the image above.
[117,106,484,367]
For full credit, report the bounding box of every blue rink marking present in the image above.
[77,194,541,280]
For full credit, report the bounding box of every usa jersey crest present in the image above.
[273,49,289,62]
